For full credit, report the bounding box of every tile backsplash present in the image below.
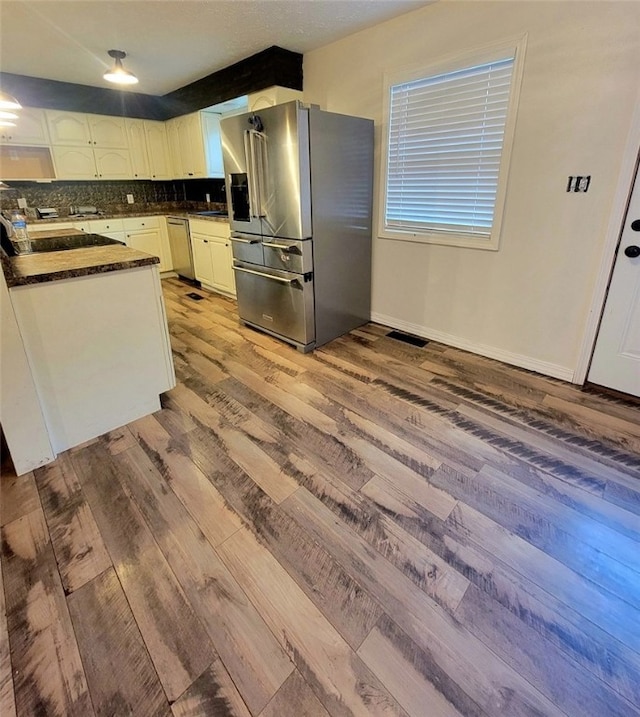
[0,178,226,217]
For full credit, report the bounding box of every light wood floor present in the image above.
[2,277,640,717]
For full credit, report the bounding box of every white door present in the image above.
[589,163,640,396]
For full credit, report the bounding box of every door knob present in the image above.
[624,245,640,258]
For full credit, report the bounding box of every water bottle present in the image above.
[10,210,32,253]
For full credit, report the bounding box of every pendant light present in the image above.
[0,91,22,111]
[103,50,138,85]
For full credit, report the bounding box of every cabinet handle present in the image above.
[204,240,208,243]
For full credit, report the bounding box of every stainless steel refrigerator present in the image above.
[220,101,373,352]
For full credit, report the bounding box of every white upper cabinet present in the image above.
[0,107,50,145]
[88,114,128,148]
[51,146,98,179]
[144,121,171,180]
[94,148,132,179]
[46,110,92,146]
[46,110,128,148]
[166,111,223,179]
[201,112,224,178]
[126,118,150,179]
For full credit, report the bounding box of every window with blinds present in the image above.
[380,44,523,250]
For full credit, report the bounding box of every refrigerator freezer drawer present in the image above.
[233,262,315,348]
[230,233,264,264]
[262,238,313,275]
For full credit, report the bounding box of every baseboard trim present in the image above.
[370,312,574,382]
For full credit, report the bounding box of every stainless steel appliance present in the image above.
[167,217,195,281]
[221,101,373,352]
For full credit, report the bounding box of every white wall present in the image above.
[303,1,640,379]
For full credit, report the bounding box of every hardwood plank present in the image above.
[99,425,138,455]
[128,413,243,547]
[259,671,330,717]
[455,583,640,717]
[216,375,377,491]
[0,470,40,527]
[283,487,567,717]
[171,660,252,717]
[112,443,294,715]
[67,568,170,717]
[456,404,639,491]
[1,509,93,716]
[430,463,640,604]
[154,391,198,437]
[358,620,469,717]
[34,453,112,594]
[169,424,383,650]
[361,467,640,707]
[217,527,410,717]
[542,393,640,454]
[0,551,16,717]
[445,500,640,656]
[70,442,216,702]
[169,382,299,504]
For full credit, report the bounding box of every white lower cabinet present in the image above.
[189,219,235,295]
[123,216,172,272]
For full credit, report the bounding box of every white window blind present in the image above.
[384,55,516,241]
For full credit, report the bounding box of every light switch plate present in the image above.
[126,194,134,204]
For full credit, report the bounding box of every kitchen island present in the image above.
[1,231,175,474]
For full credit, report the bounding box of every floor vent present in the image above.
[386,330,428,348]
[186,292,205,301]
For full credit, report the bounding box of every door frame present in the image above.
[574,89,640,385]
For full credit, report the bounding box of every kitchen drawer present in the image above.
[85,218,124,234]
[123,216,160,231]
[189,218,229,238]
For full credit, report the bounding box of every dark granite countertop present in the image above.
[2,237,160,288]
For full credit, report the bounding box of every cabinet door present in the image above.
[126,228,162,260]
[88,115,128,148]
[0,108,50,145]
[191,234,214,285]
[165,118,182,178]
[201,112,224,178]
[46,110,92,146]
[51,146,97,179]
[145,121,171,179]
[175,113,206,178]
[209,237,236,295]
[126,119,150,179]
[94,148,132,179]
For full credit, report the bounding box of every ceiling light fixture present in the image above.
[0,91,22,111]
[103,49,139,86]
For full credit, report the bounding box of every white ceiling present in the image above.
[1,0,432,96]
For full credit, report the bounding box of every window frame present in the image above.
[378,37,527,251]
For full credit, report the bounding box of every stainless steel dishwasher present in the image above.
[167,217,195,280]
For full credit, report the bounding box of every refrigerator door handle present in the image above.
[234,265,300,286]
[230,235,261,244]
[262,241,301,254]
[244,129,266,219]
